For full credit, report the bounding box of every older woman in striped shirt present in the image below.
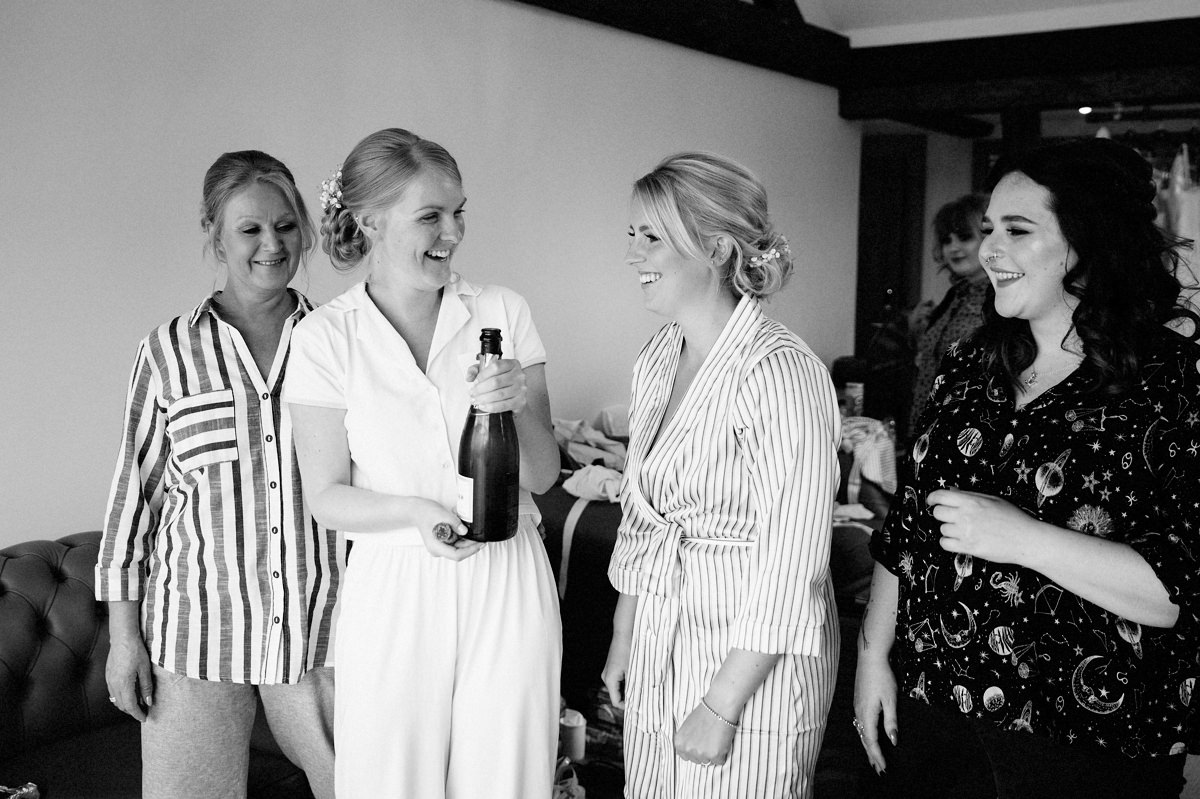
[604,152,841,798]
[97,151,342,799]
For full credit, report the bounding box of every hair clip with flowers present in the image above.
[320,167,343,214]
[748,236,790,269]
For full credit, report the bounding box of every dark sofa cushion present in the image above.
[0,532,315,799]
[0,532,123,755]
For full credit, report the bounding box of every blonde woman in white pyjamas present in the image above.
[285,128,562,799]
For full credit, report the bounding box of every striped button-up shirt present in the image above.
[97,291,342,684]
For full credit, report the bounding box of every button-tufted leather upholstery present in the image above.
[0,532,316,798]
[0,531,124,755]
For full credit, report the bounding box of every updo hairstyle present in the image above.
[931,192,989,268]
[632,152,793,300]
[200,150,315,262]
[977,137,1196,394]
[321,128,462,272]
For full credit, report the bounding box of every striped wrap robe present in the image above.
[609,295,841,798]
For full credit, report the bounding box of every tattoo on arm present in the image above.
[859,604,871,651]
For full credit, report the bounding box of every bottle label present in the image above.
[455,474,474,523]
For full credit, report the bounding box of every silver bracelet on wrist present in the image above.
[700,698,739,729]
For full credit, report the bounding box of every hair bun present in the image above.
[320,205,368,271]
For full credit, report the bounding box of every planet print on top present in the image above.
[872,333,1200,758]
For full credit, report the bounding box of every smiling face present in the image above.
[364,168,466,292]
[980,172,1079,328]
[940,228,985,282]
[626,201,722,319]
[215,182,303,300]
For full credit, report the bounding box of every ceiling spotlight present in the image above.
[1078,106,1093,115]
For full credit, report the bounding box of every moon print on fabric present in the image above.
[940,601,977,648]
[1034,449,1071,507]
[877,335,1200,759]
[1072,656,1126,714]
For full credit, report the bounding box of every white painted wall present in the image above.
[0,0,861,546]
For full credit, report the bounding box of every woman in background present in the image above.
[907,193,990,437]
[285,127,561,798]
[855,138,1200,798]
[98,150,339,799]
[603,152,841,798]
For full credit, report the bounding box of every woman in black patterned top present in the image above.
[907,193,990,440]
[853,138,1200,798]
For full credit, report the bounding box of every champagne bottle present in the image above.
[456,328,520,542]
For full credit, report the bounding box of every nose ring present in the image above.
[984,253,1001,265]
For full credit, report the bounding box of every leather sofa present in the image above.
[0,531,315,798]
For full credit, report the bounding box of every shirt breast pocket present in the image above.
[166,388,239,473]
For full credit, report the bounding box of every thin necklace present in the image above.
[1021,361,1078,389]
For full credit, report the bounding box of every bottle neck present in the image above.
[470,351,501,413]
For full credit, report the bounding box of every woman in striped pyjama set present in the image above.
[604,152,841,799]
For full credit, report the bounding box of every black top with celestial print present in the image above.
[872,328,1200,759]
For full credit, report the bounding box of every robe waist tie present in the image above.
[635,528,753,730]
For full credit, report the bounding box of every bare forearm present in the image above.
[859,563,899,664]
[307,483,441,533]
[1023,522,1177,627]
[108,599,143,642]
[514,407,559,494]
[612,592,638,637]
[703,649,784,721]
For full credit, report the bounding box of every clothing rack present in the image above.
[971,127,1200,190]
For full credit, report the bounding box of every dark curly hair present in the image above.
[974,137,1196,395]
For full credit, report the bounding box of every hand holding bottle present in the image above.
[465,357,528,414]
[458,328,521,542]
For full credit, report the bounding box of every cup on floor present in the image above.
[560,708,587,762]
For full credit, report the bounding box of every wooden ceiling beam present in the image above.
[880,112,995,139]
[505,0,850,87]
[501,3,1198,139]
[840,64,1200,120]
[843,19,1200,88]
[840,18,1200,133]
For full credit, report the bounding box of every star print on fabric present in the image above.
[872,332,1200,761]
